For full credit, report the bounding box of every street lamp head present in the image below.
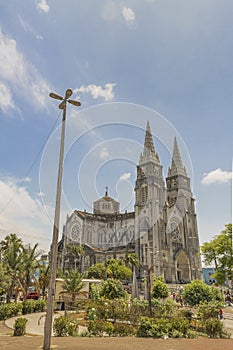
[50,89,81,110]
[59,100,66,110]
[68,99,81,107]
[49,92,63,100]
[65,89,73,99]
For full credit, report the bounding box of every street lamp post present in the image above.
[147,264,153,316]
[43,89,81,350]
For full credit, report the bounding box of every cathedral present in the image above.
[57,121,202,283]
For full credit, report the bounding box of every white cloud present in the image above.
[120,172,131,181]
[74,83,116,101]
[0,82,16,112]
[122,6,136,25]
[100,147,109,160]
[0,28,50,113]
[0,178,53,251]
[201,168,232,185]
[36,0,50,13]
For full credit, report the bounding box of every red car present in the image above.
[26,291,39,300]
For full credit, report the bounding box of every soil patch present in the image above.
[0,336,233,350]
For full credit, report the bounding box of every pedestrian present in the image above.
[219,308,223,320]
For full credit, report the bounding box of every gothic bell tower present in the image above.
[165,137,202,282]
[134,121,165,275]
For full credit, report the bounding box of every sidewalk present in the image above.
[5,311,87,336]
[5,311,58,335]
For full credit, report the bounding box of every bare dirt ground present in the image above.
[0,321,233,350]
[0,335,233,350]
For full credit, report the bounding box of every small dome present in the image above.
[93,188,120,215]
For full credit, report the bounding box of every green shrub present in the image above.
[137,317,154,337]
[33,299,46,312]
[204,318,224,338]
[99,279,127,300]
[186,329,197,338]
[151,277,169,299]
[198,304,219,321]
[88,320,114,336]
[22,300,46,315]
[170,329,182,338]
[181,309,193,321]
[22,301,35,314]
[53,316,78,337]
[183,280,212,306]
[0,303,22,320]
[13,317,28,336]
[169,317,190,336]
[113,323,136,336]
[150,323,165,338]
[137,315,191,339]
[0,300,46,321]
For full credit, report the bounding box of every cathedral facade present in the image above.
[57,122,202,283]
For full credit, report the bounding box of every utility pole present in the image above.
[43,89,81,350]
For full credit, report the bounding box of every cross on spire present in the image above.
[105,186,108,196]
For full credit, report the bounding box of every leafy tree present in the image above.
[106,258,132,280]
[87,262,107,279]
[151,276,169,299]
[182,280,213,306]
[88,258,132,281]
[62,270,85,302]
[99,278,127,300]
[201,224,232,286]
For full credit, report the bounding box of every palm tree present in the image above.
[124,253,140,270]
[124,253,140,299]
[62,270,85,303]
[38,264,50,299]
[0,233,22,252]
[66,244,84,271]
[18,243,41,300]
[0,234,23,302]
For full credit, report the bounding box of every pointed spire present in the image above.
[168,137,187,176]
[140,121,159,163]
[144,121,156,156]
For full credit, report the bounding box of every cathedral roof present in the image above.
[94,187,119,204]
[93,187,120,215]
[168,137,187,177]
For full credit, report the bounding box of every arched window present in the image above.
[141,185,148,203]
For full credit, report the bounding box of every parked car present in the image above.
[26,291,39,300]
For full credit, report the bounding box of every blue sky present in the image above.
[0,0,232,253]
